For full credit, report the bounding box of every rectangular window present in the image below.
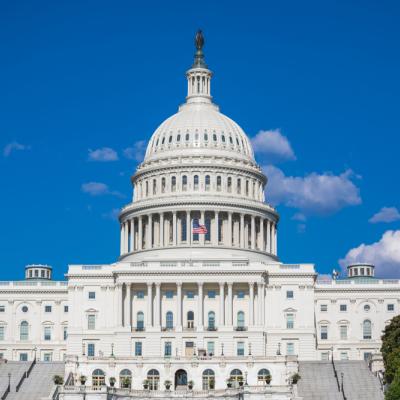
[237,291,245,299]
[63,327,68,340]
[165,291,174,299]
[19,353,28,361]
[0,306,5,312]
[286,314,294,329]
[164,342,172,357]
[388,304,395,312]
[340,325,348,340]
[207,341,215,355]
[186,291,194,299]
[45,305,52,313]
[321,352,329,361]
[64,305,69,313]
[237,342,245,356]
[136,291,145,299]
[208,290,216,299]
[87,343,95,357]
[340,352,348,360]
[320,304,328,312]
[286,342,294,355]
[320,325,328,340]
[88,291,96,299]
[340,304,347,312]
[0,326,4,340]
[43,353,52,362]
[135,342,142,356]
[286,290,294,299]
[44,326,51,341]
[87,315,96,330]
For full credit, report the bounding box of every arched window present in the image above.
[187,311,194,329]
[185,133,190,141]
[177,134,181,142]
[153,179,157,195]
[171,176,176,192]
[237,311,245,328]
[182,175,187,191]
[205,175,210,191]
[230,369,243,388]
[257,369,271,385]
[213,133,217,142]
[216,176,222,191]
[204,133,208,141]
[181,217,187,242]
[363,320,372,339]
[168,135,172,143]
[194,175,199,190]
[221,135,226,143]
[20,321,29,341]
[92,369,105,387]
[145,181,149,196]
[161,136,165,145]
[229,136,233,144]
[119,369,132,388]
[227,177,232,193]
[166,311,173,329]
[202,369,215,390]
[246,180,249,196]
[161,178,166,193]
[147,369,159,390]
[237,178,241,194]
[136,312,144,331]
[208,311,215,330]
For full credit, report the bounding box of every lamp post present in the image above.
[111,343,114,357]
[245,371,248,386]
[341,372,344,392]
[276,342,281,355]
[33,346,37,361]
[248,343,252,356]
[221,343,224,356]
[8,373,11,389]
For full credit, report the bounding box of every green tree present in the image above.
[385,369,400,400]
[382,315,400,384]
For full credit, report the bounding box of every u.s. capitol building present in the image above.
[0,32,394,399]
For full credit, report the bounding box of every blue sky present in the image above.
[1,0,400,280]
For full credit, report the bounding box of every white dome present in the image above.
[144,100,255,164]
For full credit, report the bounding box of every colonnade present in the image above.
[115,281,265,330]
[120,211,277,256]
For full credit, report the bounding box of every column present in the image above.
[172,211,177,245]
[130,219,135,252]
[266,220,271,253]
[198,282,203,329]
[160,212,164,247]
[138,216,143,250]
[146,283,153,328]
[259,218,264,251]
[251,215,256,250]
[124,222,129,253]
[227,283,233,326]
[200,210,205,245]
[186,211,191,245]
[274,224,278,255]
[271,223,275,255]
[120,224,124,254]
[249,282,254,326]
[117,284,123,327]
[240,214,245,248]
[213,211,219,246]
[228,212,232,247]
[124,284,131,328]
[147,214,153,249]
[219,283,225,326]
[155,283,161,328]
[257,282,265,326]
[177,283,182,330]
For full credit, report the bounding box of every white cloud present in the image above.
[3,141,30,157]
[88,147,118,162]
[123,140,146,162]
[369,207,400,224]
[339,230,400,278]
[251,129,296,162]
[263,165,361,215]
[81,182,124,198]
[102,208,120,220]
[292,212,307,222]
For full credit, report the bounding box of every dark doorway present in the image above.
[175,369,188,388]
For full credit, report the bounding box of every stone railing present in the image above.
[0,281,67,287]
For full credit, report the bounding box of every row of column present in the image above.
[120,211,277,256]
[115,281,265,329]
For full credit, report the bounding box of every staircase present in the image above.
[297,361,343,400]
[0,362,30,398]
[7,362,64,400]
[334,361,384,400]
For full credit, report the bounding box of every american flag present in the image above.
[192,219,208,234]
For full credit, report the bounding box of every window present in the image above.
[208,290,216,299]
[364,304,371,312]
[204,133,208,141]
[136,291,144,299]
[237,178,241,194]
[153,179,157,195]
[92,369,105,387]
[147,369,159,390]
[194,175,199,190]
[161,178,166,193]
[230,369,243,387]
[87,315,96,330]
[20,321,29,341]
[165,290,174,299]
[187,311,194,328]
[321,352,329,361]
[171,176,176,192]
[237,342,245,356]
[207,341,215,355]
[340,304,347,312]
[227,177,232,192]
[22,306,28,313]
[41,270,45,278]
[340,325,348,340]
[63,327,68,340]
[237,311,245,328]
[44,326,51,341]
[286,313,294,329]
[119,369,132,389]
[340,352,349,360]
[164,341,172,357]
[388,304,395,312]
[135,341,142,356]
[166,311,173,329]
[0,326,4,340]
[320,325,328,340]
[137,312,144,331]
[202,369,215,390]
[286,342,294,355]
[258,369,271,384]
[217,176,221,191]
[19,353,28,361]
[205,218,211,242]
[363,320,372,339]
[88,291,96,299]
[0,306,4,312]
[320,304,328,312]
[43,353,52,362]
[286,290,294,299]
[208,311,215,330]
[64,305,69,313]
[181,218,187,242]
[205,175,210,191]
[168,135,172,143]
[213,133,217,142]
[182,175,187,191]
[186,291,194,299]
[237,291,245,299]
[45,305,52,313]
